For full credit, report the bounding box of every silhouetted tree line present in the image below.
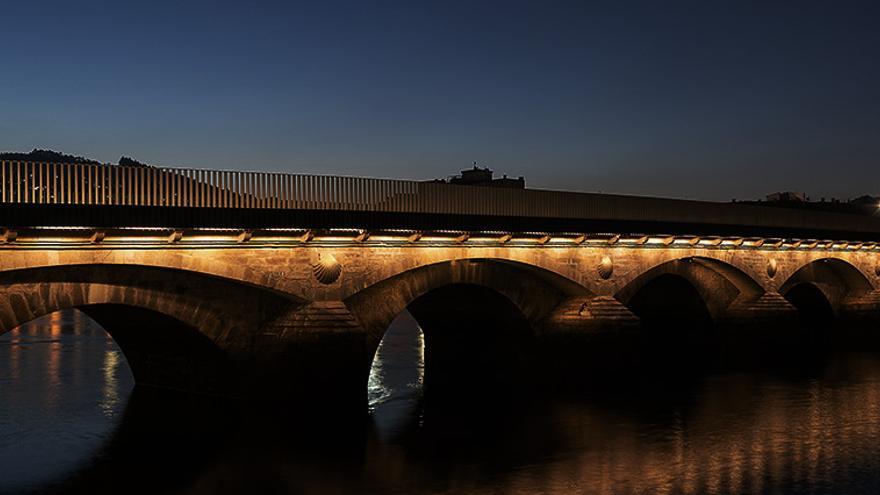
[117,156,149,167]
[0,149,150,167]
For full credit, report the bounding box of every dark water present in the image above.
[0,311,133,492]
[5,311,880,494]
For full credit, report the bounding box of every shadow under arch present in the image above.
[348,259,583,400]
[615,256,764,321]
[778,259,878,338]
[410,283,539,394]
[613,257,765,363]
[779,257,875,316]
[0,264,301,395]
[80,304,233,394]
[782,283,837,332]
[346,257,589,346]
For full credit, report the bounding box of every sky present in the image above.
[1,0,878,201]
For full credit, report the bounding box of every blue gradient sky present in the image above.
[1,1,878,200]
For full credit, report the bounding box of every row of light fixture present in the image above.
[1,227,879,251]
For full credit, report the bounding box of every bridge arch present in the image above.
[345,258,586,342]
[609,256,766,363]
[0,264,299,394]
[615,256,764,322]
[779,257,875,318]
[346,258,586,394]
[0,249,300,297]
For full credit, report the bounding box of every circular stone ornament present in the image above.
[597,256,614,280]
[767,258,778,279]
[312,253,342,284]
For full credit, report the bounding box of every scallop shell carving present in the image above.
[312,253,342,284]
[597,256,614,280]
[767,258,778,279]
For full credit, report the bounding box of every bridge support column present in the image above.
[538,296,640,382]
[841,290,880,318]
[721,292,799,329]
[540,296,640,336]
[838,290,880,345]
[250,301,370,411]
[718,292,813,360]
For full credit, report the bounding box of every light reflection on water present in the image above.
[6,309,880,493]
[0,310,134,493]
[368,310,426,438]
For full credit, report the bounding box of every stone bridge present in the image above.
[2,160,880,408]
[1,230,879,406]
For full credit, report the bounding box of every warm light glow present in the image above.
[0,226,872,251]
[102,236,172,243]
[647,235,675,245]
[744,238,765,247]
[547,236,576,244]
[416,236,456,243]
[367,235,406,243]
[721,238,745,246]
[465,236,507,244]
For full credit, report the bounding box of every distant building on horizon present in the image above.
[733,190,878,216]
[443,165,525,189]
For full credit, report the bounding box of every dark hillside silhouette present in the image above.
[0,149,150,167]
[118,156,149,167]
[0,149,99,164]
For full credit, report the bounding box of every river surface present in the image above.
[4,311,880,494]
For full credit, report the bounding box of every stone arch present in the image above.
[344,258,586,345]
[614,256,764,320]
[347,258,581,397]
[0,249,301,296]
[0,264,301,394]
[779,257,875,315]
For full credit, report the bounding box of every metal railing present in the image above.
[0,160,598,215]
[3,160,880,236]
[0,160,422,210]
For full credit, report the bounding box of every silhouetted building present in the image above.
[734,191,878,216]
[447,165,525,189]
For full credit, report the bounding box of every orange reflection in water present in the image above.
[2,310,129,415]
[49,311,63,337]
[360,355,880,495]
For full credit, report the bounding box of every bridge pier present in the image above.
[841,290,880,321]
[540,296,640,337]
[249,301,370,410]
[712,292,804,362]
[719,292,800,339]
[834,290,880,346]
[536,296,643,381]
